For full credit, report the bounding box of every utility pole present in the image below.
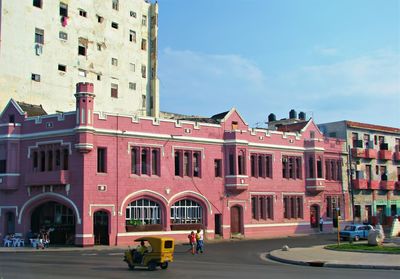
[347,144,355,224]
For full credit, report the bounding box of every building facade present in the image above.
[318,121,400,226]
[0,0,159,118]
[0,83,348,246]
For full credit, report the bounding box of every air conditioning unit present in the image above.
[35,44,43,56]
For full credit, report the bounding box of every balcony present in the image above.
[351,148,377,159]
[351,148,366,159]
[368,180,380,190]
[365,148,377,159]
[394,151,400,161]
[24,170,70,186]
[225,175,248,191]
[0,174,20,190]
[352,179,368,190]
[380,180,395,191]
[305,178,325,193]
[378,150,392,160]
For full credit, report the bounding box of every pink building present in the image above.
[0,83,348,246]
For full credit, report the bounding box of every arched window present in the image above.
[170,199,203,224]
[126,198,161,225]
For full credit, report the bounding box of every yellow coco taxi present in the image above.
[123,236,175,271]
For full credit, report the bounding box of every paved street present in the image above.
[0,234,399,279]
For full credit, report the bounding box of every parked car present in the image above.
[339,224,373,241]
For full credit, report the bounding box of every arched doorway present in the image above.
[230,206,242,235]
[310,204,319,228]
[93,211,109,245]
[31,201,75,245]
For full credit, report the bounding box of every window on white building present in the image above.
[60,2,68,17]
[31,73,41,82]
[79,9,87,17]
[111,22,119,29]
[129,30,136,42]
[59,31,67,40]
[129,82,136,90]
[111,83,118,98]
[33,0,42,9]
[35,28,44,44]
[58,64,66,72]
[112,0,119,11]
[142,15,147,26]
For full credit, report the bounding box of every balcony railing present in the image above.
[378,150,392,160]
[368,180,380,190]
[351,148,366,158]
[365,148,377,159]
[380,180,395,191]
[24,170,70,186]
[352,179,368,190]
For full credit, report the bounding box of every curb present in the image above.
[266,251,400,270]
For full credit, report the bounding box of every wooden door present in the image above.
[230,206,241,234]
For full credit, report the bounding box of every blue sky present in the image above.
[157,0,400,128]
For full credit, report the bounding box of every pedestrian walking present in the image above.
[187,231,196,255]
[319,217,324,232]
[195,228,204,254]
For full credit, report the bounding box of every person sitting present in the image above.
[134,240,148,263]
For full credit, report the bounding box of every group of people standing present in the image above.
[188,229,204,255]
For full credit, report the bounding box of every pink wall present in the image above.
[0,84,348,246]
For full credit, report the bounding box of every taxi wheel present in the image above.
[148,261,157,271]
[128,264,135,270]
[160,262,169,270]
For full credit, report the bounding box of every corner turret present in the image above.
[74,82,95,153]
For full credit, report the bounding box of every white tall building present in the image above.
[0,0,159,117]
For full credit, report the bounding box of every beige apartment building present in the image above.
[318,121,400,226]
[0,0,159,117]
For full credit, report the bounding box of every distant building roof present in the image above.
[276,120,309,132]
[210,111,229,121]
[160,111,219,124]
[345,121,400,134]
[17,101,47,117]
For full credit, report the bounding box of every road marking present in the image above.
[81,253,98,256]
[108,253,124,256]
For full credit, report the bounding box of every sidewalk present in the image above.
[266,239,400,270]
